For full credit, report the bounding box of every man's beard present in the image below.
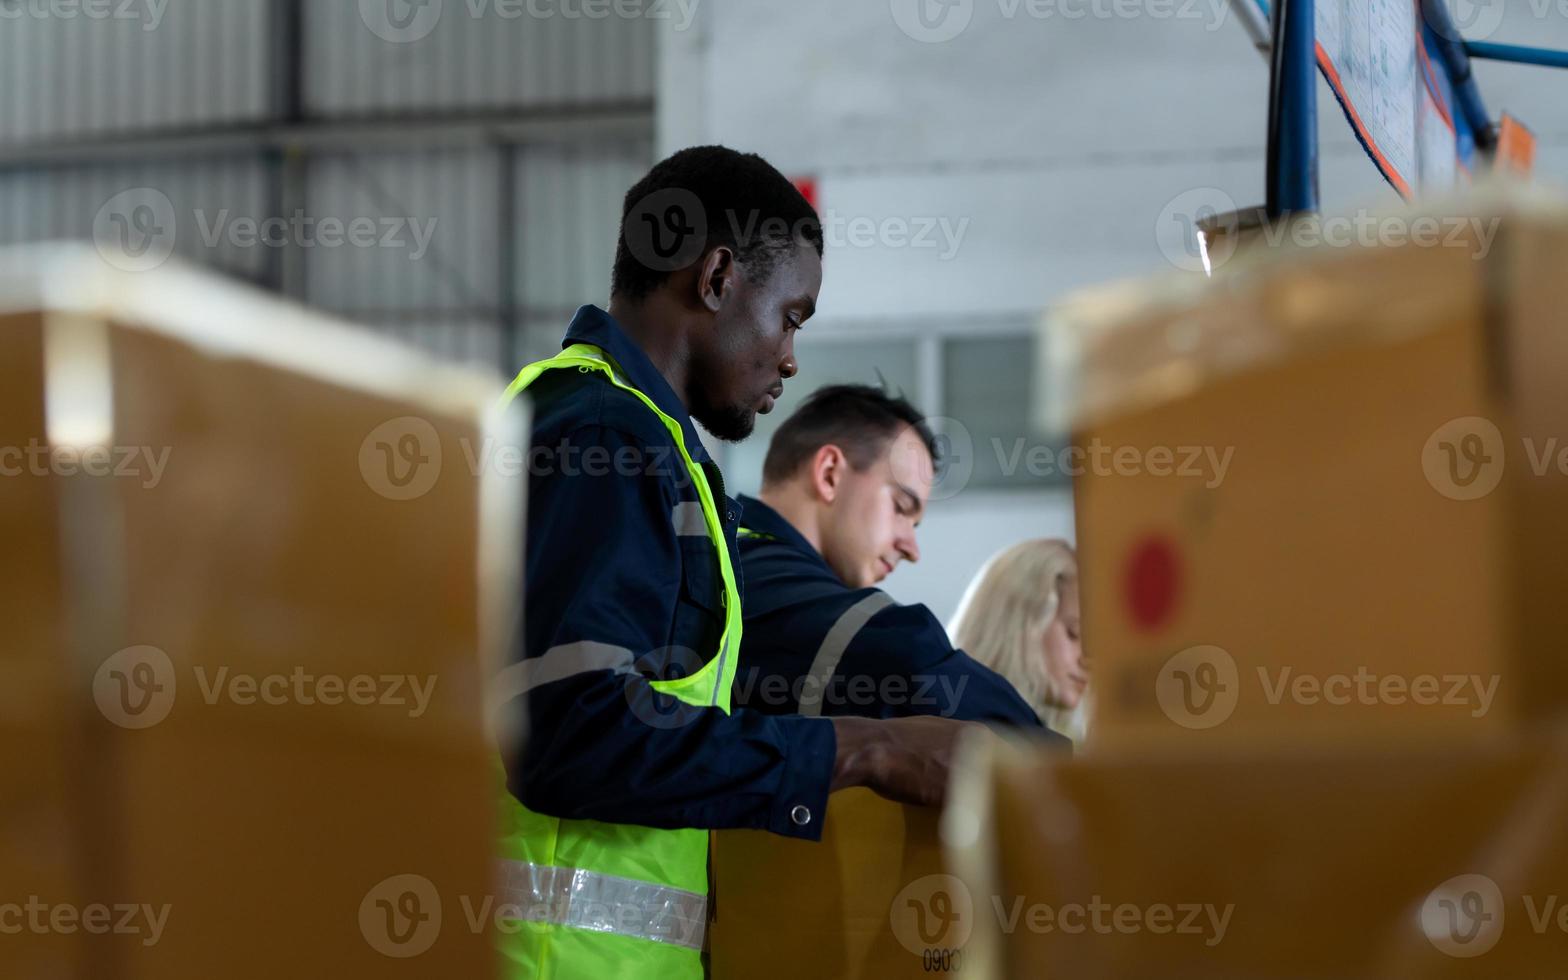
[692,399,756,443]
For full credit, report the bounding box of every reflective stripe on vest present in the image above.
[495,859,707,952]
[494,342,741,977]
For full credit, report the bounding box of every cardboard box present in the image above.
[0,310,83,980]
[710,789,971,978]
[1042,188,1568,746]
[0,247,524,979]
[947,731,1568,979]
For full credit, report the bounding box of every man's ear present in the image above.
[696,245,736,313]
[810,444,846,504]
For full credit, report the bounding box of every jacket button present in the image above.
[726,510,736,523]
[790,805,812,827]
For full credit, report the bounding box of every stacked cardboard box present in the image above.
[937,185,1568,976]
[947,731,1568,978]
[0,247,522,979]
[2,309,81,980]
[1047,187,1568,747]
[711,789,969,979]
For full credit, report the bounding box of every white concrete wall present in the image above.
[658,0,1568,622]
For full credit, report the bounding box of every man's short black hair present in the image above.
[611,145,824,302]
[762,384,941,487]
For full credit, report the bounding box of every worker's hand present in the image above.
[827,715,980,808]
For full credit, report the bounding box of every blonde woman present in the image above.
[948,540,1089,744]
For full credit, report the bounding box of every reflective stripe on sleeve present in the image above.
[493,859,708,952]
[798,592,896,717]
[489,641,636,706]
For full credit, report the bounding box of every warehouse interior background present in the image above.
[3,0,1563,620]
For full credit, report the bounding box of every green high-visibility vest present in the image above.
[494,343,742,980]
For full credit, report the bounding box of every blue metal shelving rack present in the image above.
[1253,0,1567,219]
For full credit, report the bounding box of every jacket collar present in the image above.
[563,304,712,464]
[735,494,831,569]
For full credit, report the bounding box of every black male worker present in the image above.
[490,147,971,980]
[732,385,1063,733]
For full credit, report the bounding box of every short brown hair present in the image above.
[761,384,939,487]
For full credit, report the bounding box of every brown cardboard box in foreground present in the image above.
[710,788,971,978]
[946,731,1568,979]
[0,247,524,979]
[1042,187,1568,747]
[1,311,81,980]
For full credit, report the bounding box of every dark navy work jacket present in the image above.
[734,495,1065,742]
[506,305,834,840]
